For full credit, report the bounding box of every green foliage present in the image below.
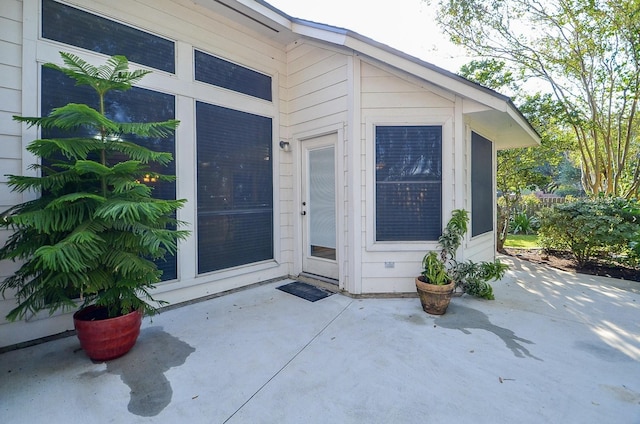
[509,212,539,235]
[538,197,640,266]
[449,261,509,300]
[421,209,509,299]
[420,251,451,285]
[0,52,189,321]
[436,0,640,198]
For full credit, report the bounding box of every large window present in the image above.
[196,102,273,273]
[42,0,175,73]
[41,66,178,280]
[471,132,493,236]
[375,126,442,241]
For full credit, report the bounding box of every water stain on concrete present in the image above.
[435,304,541,360]
[79,327,195,417]
[600,384,640,404]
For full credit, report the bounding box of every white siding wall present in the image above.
[0,0,293,348]
[359,61,457,294]
[0,0,25,335]
[286,40,349,287]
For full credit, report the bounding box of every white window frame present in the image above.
[365,115,454,252]
[21,0,282,285]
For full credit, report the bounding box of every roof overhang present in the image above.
[193,0,541,149]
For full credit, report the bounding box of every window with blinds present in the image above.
[195,50,272,101]
[42,0,175,73]
[41,66,178,281]
[471,132,493,236]
[196,102,273,274]
[375,126,442,241]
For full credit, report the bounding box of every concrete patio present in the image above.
[1,256,639,423]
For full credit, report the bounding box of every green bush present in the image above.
[538,197,639,266]
[509,211,539,235]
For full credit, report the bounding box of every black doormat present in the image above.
[276,281,334,302]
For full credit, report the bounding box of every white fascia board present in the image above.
[234,0,293,27]
[290,22,348,46]
[343,37,508,110]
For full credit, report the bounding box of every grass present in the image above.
[504,234,541,249]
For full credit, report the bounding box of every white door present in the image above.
[301,133,338,281]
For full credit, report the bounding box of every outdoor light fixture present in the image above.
[279,140,291,152]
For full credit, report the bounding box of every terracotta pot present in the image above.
[73,306,142,361]
[415,277,455,315]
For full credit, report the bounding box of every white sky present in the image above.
[266,0,471,73]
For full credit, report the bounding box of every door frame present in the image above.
[292,125,344,287]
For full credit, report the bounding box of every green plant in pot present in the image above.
[442,210,509,301]
[415,251,455,315]
[416,209,509,314]
[0,52,189,360]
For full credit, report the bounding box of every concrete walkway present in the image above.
[1,256,639,423]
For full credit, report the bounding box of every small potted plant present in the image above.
[415,251,455,315]
[416,209,509,314]
[0,52,189,361]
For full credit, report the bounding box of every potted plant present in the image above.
[415,251,455,315]
[416,209,509,314]
[0,52,189,361]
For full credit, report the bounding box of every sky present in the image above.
[266,0,471,73]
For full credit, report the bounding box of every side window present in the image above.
[196,102,273,274]
[471,132,493,236]
[42,0,175,73]
[375,126,442,241]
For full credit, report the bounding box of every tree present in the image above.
[434,0,640,198]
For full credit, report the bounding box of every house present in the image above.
[0,0,539,348]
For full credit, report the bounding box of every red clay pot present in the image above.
[73,306,142,361]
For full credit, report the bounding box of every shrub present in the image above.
[509,211,539,235]
[538,197,639,266]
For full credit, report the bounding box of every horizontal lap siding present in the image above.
[360,62,455,294]
[0,0,23,329]
[287,44,348,129]
[286,41,349,280]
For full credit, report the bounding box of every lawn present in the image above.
[504,234,540,249]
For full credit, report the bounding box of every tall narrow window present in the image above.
[41,66,178,280]
[196,102,273,273]
[471,132,493,236]
[375,126,442,241]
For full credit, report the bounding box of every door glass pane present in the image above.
[309,147,336,260]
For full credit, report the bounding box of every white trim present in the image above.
[291,123,345,283]
[346,55,362,294]
[365,115,453,253]
[21,0,282,287]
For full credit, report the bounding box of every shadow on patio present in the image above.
[1,256,639,423]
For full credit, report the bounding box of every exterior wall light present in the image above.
[279,140,291,152]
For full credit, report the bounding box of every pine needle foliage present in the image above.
[0,52,189,320]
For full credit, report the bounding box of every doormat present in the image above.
[276,281,334,302]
